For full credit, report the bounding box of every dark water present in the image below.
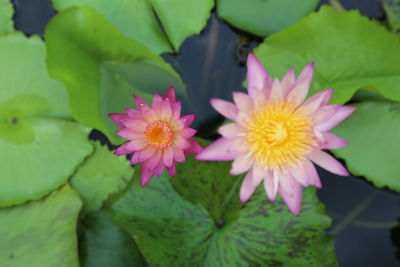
[12,0,400,266]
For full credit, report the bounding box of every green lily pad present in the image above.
[0,33,93,207]
[71,141,134,214]
[382,0,400,33]
[332,102,400,192]
[253,6,400,104]
[79,210,147,267]
[51,0,213,53]
[0,0,14,34]
[0,33,71,118]
[45,7,185,144]
[217,0,319,36]
[0,185,82,267]
[110,154,337,266]
[149,0,214,51]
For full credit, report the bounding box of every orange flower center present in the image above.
[245,101,315,170]
[144,120,174,149]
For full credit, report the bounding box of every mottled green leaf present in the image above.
[71,141,134,214]
[0,0,14,34]
[45,7,185,144]
[0,185,82,267]
[383,0,400,33]
[217,0,319,36]
[0,33,92,207]
[149,0,214,51]
[80,210,147,267]
[51,0,213,53]
[254,6,400,104]
[332,102,400,192]
[110,154,336,266]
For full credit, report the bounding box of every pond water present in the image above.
[12,0,400,266]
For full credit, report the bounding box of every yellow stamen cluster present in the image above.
[245,101,314,170]
[144,120,174,149]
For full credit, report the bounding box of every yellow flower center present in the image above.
[245,101,314,170]
[144,120,174,149]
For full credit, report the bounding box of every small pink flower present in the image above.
[109,87,202,186]
[196,54,355,215]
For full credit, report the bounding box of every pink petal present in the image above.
[171,102,181,120]
[173,119,185,131]
[312,104,340,126]
[279,173,303,216]
[152,94,163,108]
[247,53,269,96]
[174,148,185,163]
[114,143,134,155]
[122,119,147,132]
[230,153,252,175]
[167,162,176,176]
[301,89,333,115]
[218,123,243,138]
[134,95,149,110]
[306,150,349,176]
[130,152,141,165]
[154,162,165,176]
[287,62,314,104]
[210,98,238,121]
[140,163,154,186]
[139,147,156,162]
[125,108,140,118]
[141,107,157,122]
[269,78,283,101]
[175,136,190,150]
[315,106,355,132]
[160,100,172,120]
[195,138,237,161]
[180,128,197,138]
[263,170,278,201]
[181,114,195,127]
[163,147,174,167]
[320,132,348,149]
[233,92,253,112]
[281,68,295,97]
[292,160,321,188]
[184,138,202,154]
[109,113,129,128]
[251,85,269,107]
[163,86,177,104]
[115,128,136,140]
[145,150,162,169]
[126,139,147,151]
[239,168,263,203]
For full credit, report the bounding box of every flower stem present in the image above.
[328,0,345,11]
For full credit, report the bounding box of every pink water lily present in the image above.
[109,87,202,186]
[196,54,354,215]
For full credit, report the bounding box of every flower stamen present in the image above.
[144,120,174,149]
[245,101,315,170]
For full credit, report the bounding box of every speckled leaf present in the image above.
[383,0,400,33]
[217,0,319,36]
[253,6,400,104]
[79,210,147,267]
[71,141,134,214]
[0,185,82,267]
[0,33,92,207]
[110,154,337,266]
[332,102,400,192]
[45,7,185,144]
[0,0,14,34]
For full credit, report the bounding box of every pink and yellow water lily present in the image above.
[110,87,202,186]
[196,54,354,215]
